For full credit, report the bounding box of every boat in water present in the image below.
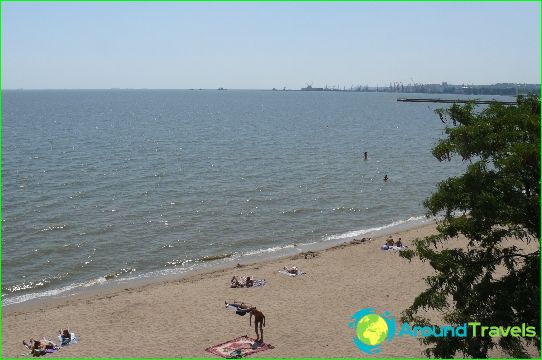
[300,85,324,91]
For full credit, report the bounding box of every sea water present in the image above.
[1,90,511,305]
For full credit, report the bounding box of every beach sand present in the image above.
[2,223,536,358]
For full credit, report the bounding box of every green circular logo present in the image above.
[356,314,389,346]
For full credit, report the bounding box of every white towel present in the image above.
[279,270,305,277]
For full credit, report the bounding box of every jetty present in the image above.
[397,98,517,105]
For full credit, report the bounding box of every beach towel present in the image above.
[251,279,266,287]
[278,270,305,277]
[205,335,273,358]
[381,245,405,251]
[23,347,56,357]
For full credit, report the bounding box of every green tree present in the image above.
[401,95,540,358]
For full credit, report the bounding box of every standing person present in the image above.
[249,309,266,343]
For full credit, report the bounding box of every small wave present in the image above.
[199,253,233,262]
[3,282,42,293]
[83,224,114,236]
[2,277,107,307]
[329,207,364,213]
[68,191,87,200]
[62,242,86,248]
[164,259,194,267]
[38,224,69,232]
[2,273,68,294]
[281,207,321,215]
[242,244,295,257]
[324,215,430,241]
[104,268,136,280]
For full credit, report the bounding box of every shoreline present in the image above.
[3,221,538,358]
[2,215,433,309]
[3,222,439,358]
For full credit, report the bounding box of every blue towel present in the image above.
[252,279,266,287]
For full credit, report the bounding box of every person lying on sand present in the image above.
[23,338,58,356]
[225,300,254,309]
[249,309,266,343]
[351,237,370,244]
[225,301,256,315]
[283,266,299,275]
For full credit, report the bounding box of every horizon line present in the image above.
[3,83,541,91]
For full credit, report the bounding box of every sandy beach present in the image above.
[2,223,536,358]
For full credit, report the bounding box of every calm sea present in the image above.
[2,90,510,306]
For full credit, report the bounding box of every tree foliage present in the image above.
[401,95,540,358]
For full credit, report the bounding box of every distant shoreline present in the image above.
[3,85,538,94]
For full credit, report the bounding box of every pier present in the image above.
[397,98,517,105]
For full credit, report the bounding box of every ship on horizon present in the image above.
[300,84,324,91]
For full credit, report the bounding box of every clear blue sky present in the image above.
[2,1,540,89]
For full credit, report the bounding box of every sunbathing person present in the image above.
[249,308,266,343]
[23,339,42,356]
[395,238,403,248]
[225,300,254,309]
[231,276,254,288]
[23,338,57,356]
[385,237,395,246]
[58,329,72,345]
[381,236,395,249]
[283,266,299,275]
[231,276,246,288]
[225,300,256,315]
[351,237,369,244]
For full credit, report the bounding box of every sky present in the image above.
[1,1,540,89]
